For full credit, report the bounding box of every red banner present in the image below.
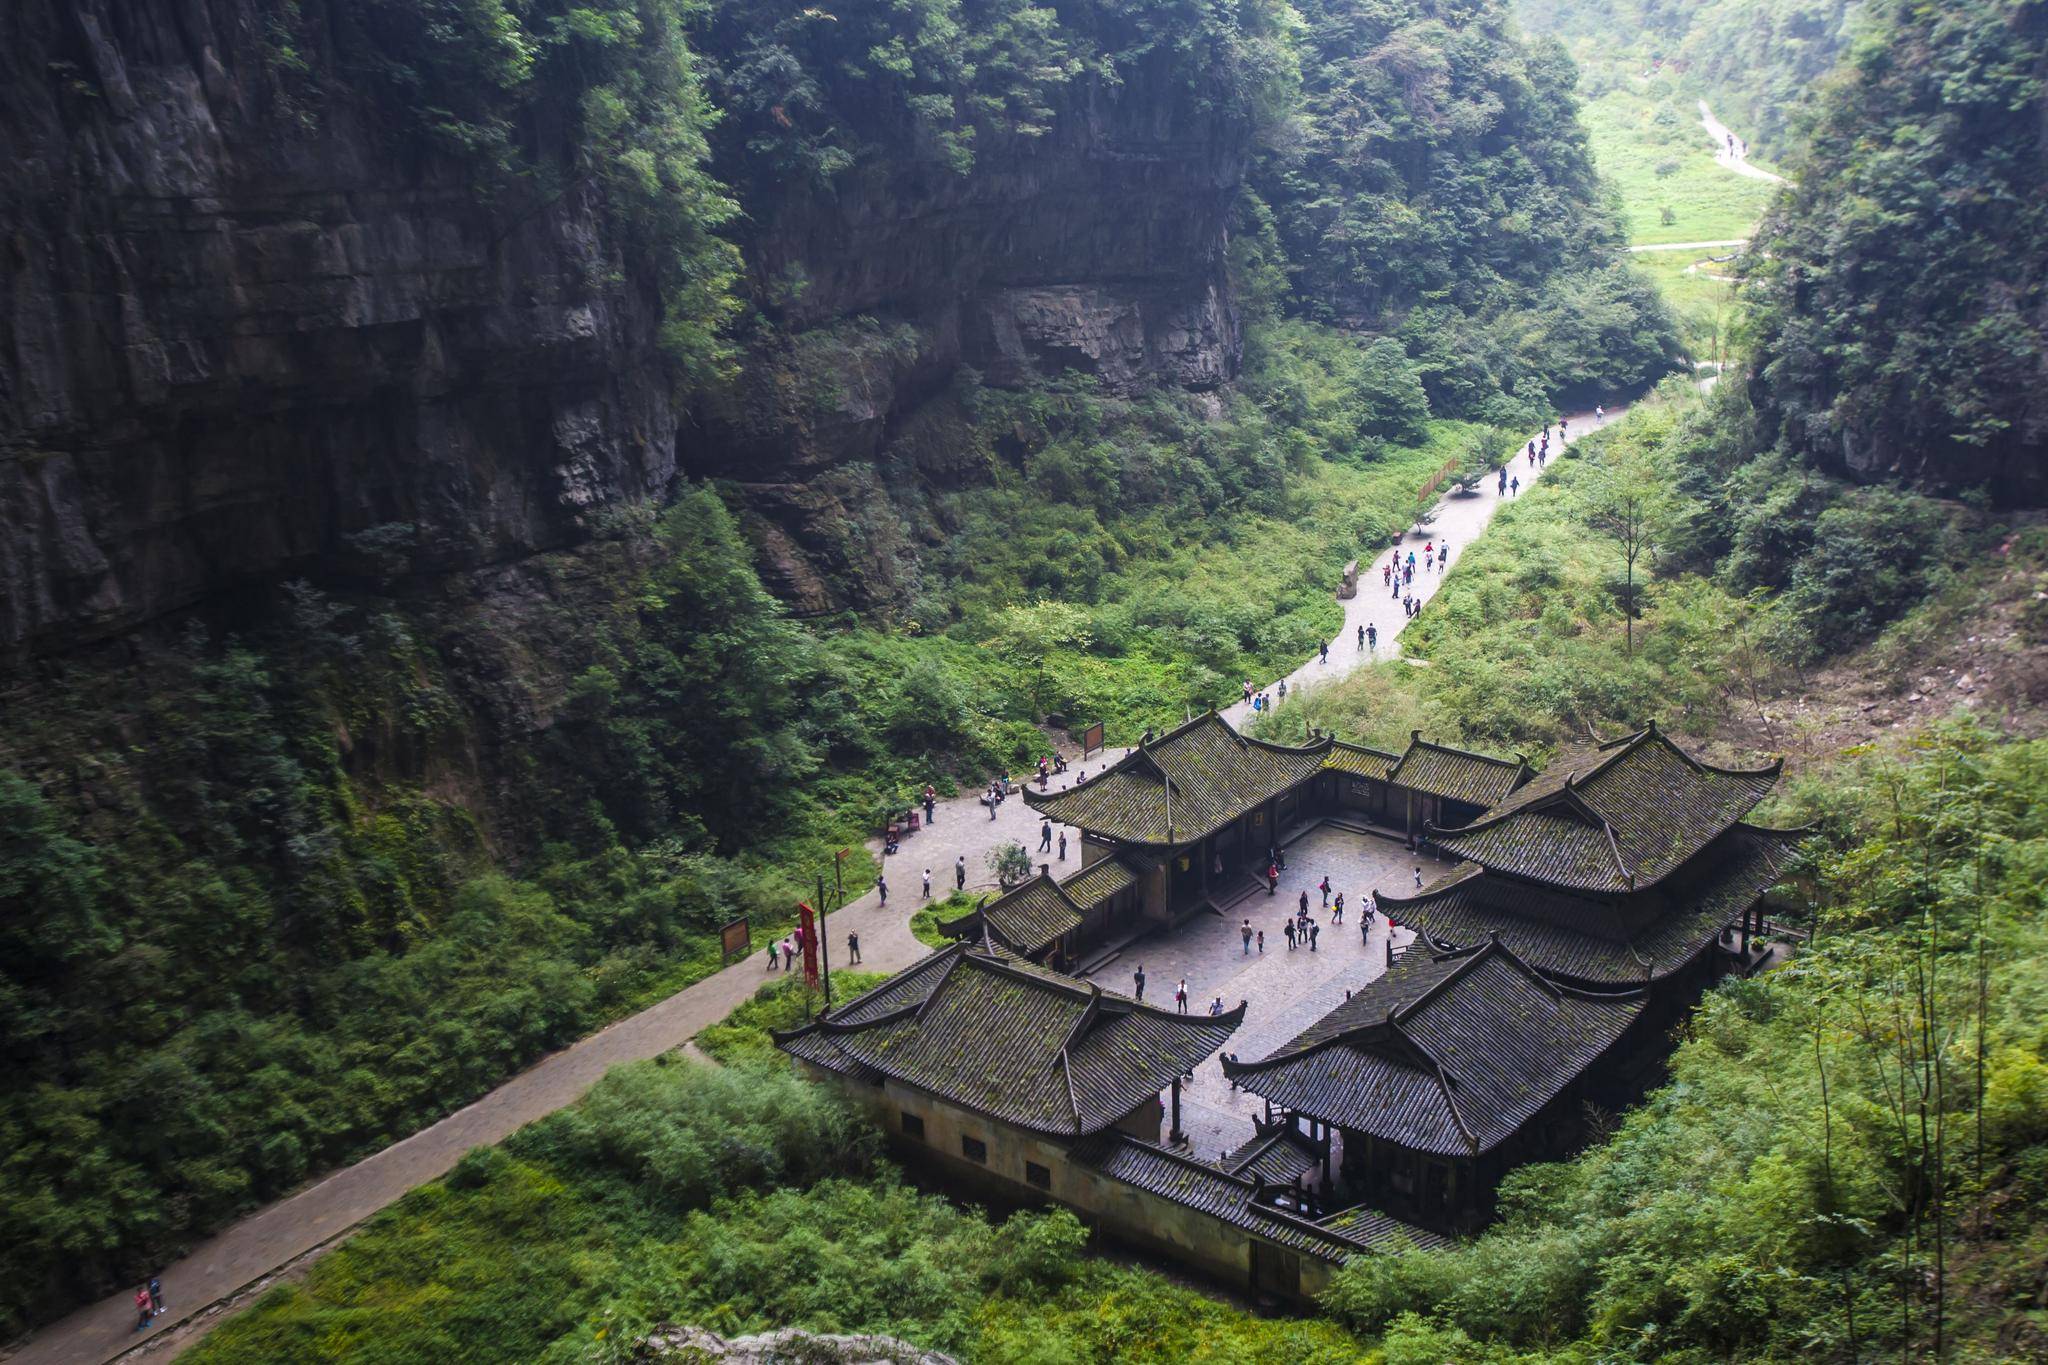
[798,902,819,986]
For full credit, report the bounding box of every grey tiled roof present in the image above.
[1222,941,1644,1156]
[1221,1128,1322,1186]
[1384,824,1808,986]
[777,944,1239,1136]
[1325,740,1400,780]
[1387,734,1532,807]
[1024,713,1331,847]
[1069,1134,1446,1260]
[1431,725,1781,892]
[936,857,1144,956]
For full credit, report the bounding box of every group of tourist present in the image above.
[132,1277,164,1333]
[1243,677,1289,714]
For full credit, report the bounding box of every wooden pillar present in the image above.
[1169,1078,1185,1145]
[1739,899,1752,957]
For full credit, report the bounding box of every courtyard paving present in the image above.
[1081,823,1453,1159]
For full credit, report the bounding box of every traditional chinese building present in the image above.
[1228,722,1806,1234]
[1007,714,1529,955]
[775,941,1440,1304]
[786,717,1805,1297]
[1386,721,1806,988]
[1223,938,1646,1233]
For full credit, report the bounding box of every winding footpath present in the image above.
[7,408,1615,1365]
[1698,100,1786,185]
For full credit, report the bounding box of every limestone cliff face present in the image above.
[0,0,678,661]
[0,1,1246,657]
[686,51,1247,613]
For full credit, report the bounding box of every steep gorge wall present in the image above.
[0,0,683,662]
[0,0,1247,658]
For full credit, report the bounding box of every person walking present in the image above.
[148,1277,164,1316]
[1414,865,1425,889]
[1319,640,1329,664]
[1357,623,1366,649]
[1175,980,1189,1014]
[1133,965,1146,1001]
[956,855,966,891]
[766,941,779,972]
[923,785,937,823]
[1242,919,1254,954]
[1267,862,1279,895]
[1278,678,1288,704]
[877,874,888,905]
[1039,818,1052,852]
[1058,831,1068,862]
[1256,929,1265,954]
[848,930,861,964]
[1509,475,1520,497]
[1319,876,1331,907]
[1333,892,1344,924]
[988,791,998,820]
[1284,919,1297,950]
[1299,889,1310,918]
[1498,466,1508,495]
[1310,921,1320,952]
[134,1287,153,1333]
[1366,622,1377,652]
[921,867,932,900]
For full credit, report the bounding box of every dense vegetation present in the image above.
[189,719,2048,1362]
[1262,381,1997,758]
[1745,0,2048,502]
[1515,0,1859,156]
[1324,720,2048,1361]
[1257,0,1681,417]
[10,0,2043,1352]
[185,1060,1363,1364]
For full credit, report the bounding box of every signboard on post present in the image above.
[1081,721,1104,758]
[798,902,820,986]
[719,916,751,963]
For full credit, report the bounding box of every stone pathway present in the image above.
[1630,238,1749,253]
[4,407,1618,1365]
[1698,100,1786,184]
[1113,826,1453,1159]
[1219,406,1614,732]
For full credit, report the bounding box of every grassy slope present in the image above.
[1571,73,1779,356]
[1580,85,1779,244]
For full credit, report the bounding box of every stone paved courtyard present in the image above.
[1079,823,1453,1160]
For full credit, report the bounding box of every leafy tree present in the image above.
[982,599,1096,721]
[1745,0,2048,502]
[1577,426,1679,656]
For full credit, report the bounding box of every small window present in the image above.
[961,1134,988,1163]
[1025,1160,1051,1190]
[901,1112,925,1139]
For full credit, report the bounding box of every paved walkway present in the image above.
[1219,407,1612,731]
[1698,100,1786,184]
[1631,238,1749,253]
[5,407,1617,1365]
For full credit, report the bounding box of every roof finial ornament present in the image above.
[1645,717,1659,737]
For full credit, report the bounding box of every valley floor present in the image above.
[4,410,1608,1365]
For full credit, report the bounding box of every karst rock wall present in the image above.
[0,0,1246,659]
